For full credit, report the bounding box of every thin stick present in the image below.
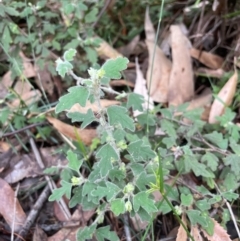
[14,185,50,241]
[11,184,20,241]
[28,131,71,220]
[123,214,132,241]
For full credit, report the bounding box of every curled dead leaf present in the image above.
[146,40,172,103]
[168,25,194,106]
[47,116,97,145]
[95,37,122,59]
[208,70,238,123]
[196,67,225,79]
[134,58,154,116]
[145,7,155,42]
[0,178,26,231]
[191,48,224,70]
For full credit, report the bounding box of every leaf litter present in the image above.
[1,1,240,240]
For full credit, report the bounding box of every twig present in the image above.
[14,185,50,241]
[92,0,112,28]
[28,131,71,220]
[123,214,132,241]
[11,184,20,241]
[1,122,47,138]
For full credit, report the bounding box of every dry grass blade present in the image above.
[168,25,194,106]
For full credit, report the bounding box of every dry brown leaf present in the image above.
[196,67,225,78]
[0,178,26,231]
[176,214,188,241]
[118,35,140,57]
[95,37,122,59]
[209,70,238,123]
[168,25,194,106]
[48,207,95,241]
[146,40,172,103]
[191,48,224,69]
[110,79,135,87]
[145,7,155,42]
[200,218,232,241]
[191,226,203,241]
[10,89,42,107]
[69,99,120,114]
[33,225,48,241]
[0,141,10,152]
[35,64,54,96]
[47,116,97,145]
[134,58,154,116]
[187,88,212,111]
[0,52,35,98]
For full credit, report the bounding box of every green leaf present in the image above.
[129,163,144,176]
[180,193,193,206]
[63,3,75,14]
[85,7,98,23]
[77,225,97,241]
[96,143,119,177]
[67,150,83,171]
[95,226,119,241]
[110,199,125,216]
[195,199,211,212]
[222,192,239,201]
[223,173,238,191]
[186,210,207,228]
[55,86,89,113]
[48,180,72,201]
[91,182,120,201]
[63,48,77,61]
[67,109,96,128]
[64,39,80,50]
[202,215,214,236]
[102,57,129,79]
[204,131,228,150]
[126,140,156,162]
[158,200,172,214]
[160,119,177,139]
[224,154,240,175]
[69,186,82,208]
[56,58,73,77]
[4,6,19,16]
[85,47,97,64]
[137,113,156,126]
[127,93,144,111]
[77,2,88,11]
[43,166,59,175]
[229,139,240,155]
[107,105,135,131]
[133,192,157,213]
[201,152,218,171]
[82,181,97,196]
